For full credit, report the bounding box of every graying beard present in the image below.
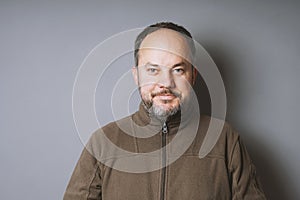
[143,101,180,122]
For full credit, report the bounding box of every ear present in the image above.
[192,66,198,85]
[132,66,139,85]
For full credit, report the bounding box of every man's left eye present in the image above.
[173,68,184,74]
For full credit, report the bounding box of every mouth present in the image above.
[154,93,176,101]
[149,89,181,103]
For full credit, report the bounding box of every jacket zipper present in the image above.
[160,122,168,200]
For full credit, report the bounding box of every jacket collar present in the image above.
[132,102,196,133]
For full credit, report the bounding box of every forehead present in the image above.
[138,49,188,68]
[139,29,191,65]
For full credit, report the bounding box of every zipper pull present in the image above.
[162,122,168,134]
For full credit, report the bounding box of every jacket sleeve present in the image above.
[63,148,102,200]
[229,136,267,200]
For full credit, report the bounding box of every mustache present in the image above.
[151,89,181,98]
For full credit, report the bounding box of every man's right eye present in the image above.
[146,67,159,75]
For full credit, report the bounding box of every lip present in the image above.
[155,94,176,101]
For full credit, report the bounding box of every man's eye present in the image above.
[147,68,158,74]
[173,68,184,74]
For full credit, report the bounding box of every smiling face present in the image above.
[132,29,196,121]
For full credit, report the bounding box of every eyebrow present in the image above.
[144,62,188,68]
[172,62,187,68]
[144,62,159,67]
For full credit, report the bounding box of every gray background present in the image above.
[1,0,299,199]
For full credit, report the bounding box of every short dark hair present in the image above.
[134,22,195,66]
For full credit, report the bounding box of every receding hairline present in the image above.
[137,29,193,66]
[134,22,195,66]
[139,28,189,47]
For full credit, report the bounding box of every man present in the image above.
[64,22,266,199]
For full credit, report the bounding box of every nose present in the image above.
[158,71,175,88]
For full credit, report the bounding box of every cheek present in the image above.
[174,80,192,97]
[140,84,156,97]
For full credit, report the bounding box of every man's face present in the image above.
[132,29,196,120]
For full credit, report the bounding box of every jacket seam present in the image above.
[228,135,240,172]
[228,136,241,199]
[132,121,139,153]
[87,164,100,199]
[250,163,266,198]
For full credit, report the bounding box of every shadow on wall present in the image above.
[193,42,293,199]
[243,133,292,200]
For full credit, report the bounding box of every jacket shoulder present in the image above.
[194,115,240,160]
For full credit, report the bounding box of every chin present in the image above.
[151,102,180,118]
[152,96,178,107]
[155,103,177,112]
[142,97,181,119]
